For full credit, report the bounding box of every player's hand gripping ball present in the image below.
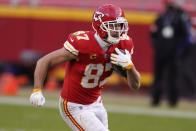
[110,48,133,77]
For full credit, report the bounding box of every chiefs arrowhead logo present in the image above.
[93,11,104,22]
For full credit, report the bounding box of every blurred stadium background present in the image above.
[0,0,196,131]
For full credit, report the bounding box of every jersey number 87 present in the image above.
[81,63,112,88]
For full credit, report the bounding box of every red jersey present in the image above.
[61,31,134,104]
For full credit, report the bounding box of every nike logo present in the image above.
[70,38,74,42]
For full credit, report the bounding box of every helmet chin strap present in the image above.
[106,31,120,44]
[106,36,120,44]
[95,31,120,46]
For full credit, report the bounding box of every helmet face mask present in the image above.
[100,18,128,44]
[92,4,129,45]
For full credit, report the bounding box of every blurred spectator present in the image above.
[1,50,43,86]
[178,28,196,99]
[0,62,4,74]
[18,50,43,84]
[150,1,195,107]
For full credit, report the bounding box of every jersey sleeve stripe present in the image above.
[64,41,79,55]
[63,100,84,131]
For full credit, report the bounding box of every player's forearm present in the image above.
[33,48,74,89]
[34,57,51,89]
[126,66,141,90]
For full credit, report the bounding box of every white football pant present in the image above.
[59,96,109,131]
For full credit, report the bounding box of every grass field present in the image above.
[0,104,195,131]
[0,88,196,131]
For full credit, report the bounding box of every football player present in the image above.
[30,4,141,131]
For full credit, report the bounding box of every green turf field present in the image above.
[0,88,196,131]
[0,103,195,131]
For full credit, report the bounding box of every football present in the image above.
[111,49,127,77]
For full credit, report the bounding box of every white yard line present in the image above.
[1,96,196,119]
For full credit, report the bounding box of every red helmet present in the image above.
[92,4,129,44]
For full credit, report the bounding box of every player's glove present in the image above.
[110,48,134,70]
[30,89,45,107]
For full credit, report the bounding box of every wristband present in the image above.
[32,88,42,93]
[125,63,134,70]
